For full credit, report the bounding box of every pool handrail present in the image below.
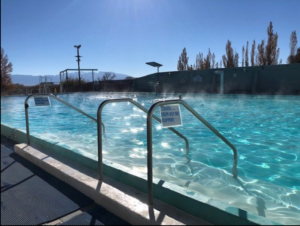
[146,99,238,205]
[24,93,106,145]
[97,98,190,181]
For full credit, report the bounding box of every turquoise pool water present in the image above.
[1,92,300,223]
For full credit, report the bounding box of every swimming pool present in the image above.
[1,92,299,224]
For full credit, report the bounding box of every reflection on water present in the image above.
[1,93,300,224]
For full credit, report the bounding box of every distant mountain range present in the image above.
[11,72,132,86]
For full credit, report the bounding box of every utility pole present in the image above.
[74,45,82,91]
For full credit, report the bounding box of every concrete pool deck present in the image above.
[12,142,211,225]
[1,136,130,225]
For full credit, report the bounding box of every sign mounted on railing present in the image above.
[34,96,51,106]
[160,104,182,128]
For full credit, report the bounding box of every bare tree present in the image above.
[211,53,216,68]
[177,48,189,71]
[222,40,238,68]
[222,40,232,68]
[98,72,116,81]
[177,56,184,71]
[222,55,228,68]
[289,31,298,56]
[296,47,300,63]
[255,52,259,66]
[242,45,245,67]
[257,40,265,66]
[195,49,216,69]
[182,48,189,70]
[265,22,280,65]
[204,48,212,69]
[251,40,256,66]
[1,48,13,92]
[187,65,194,71]
[234,52,239,67]
[245,41,249,67]
[275,47,280,65]
[215,62,219,69]
[287,31,298,64]
[249,22,280,66]
[195,52,204,69]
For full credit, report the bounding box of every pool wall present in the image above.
[135,64,300,94]
[1,123,280,225]
[93,64,300,95]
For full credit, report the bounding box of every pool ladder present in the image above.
[24,94,238,206]
[96,98,190,177]
[24,93,106,145]
[96,97,238,205]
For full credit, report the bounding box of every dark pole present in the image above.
[74,45,82,91]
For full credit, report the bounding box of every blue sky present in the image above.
[1,0,299,78]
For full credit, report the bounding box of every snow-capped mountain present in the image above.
[11,71,132,86]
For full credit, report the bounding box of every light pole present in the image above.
[146,61,163,73]
[146,62,163,94]
[74,45,82,90]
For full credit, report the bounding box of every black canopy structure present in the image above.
[146,62,163,73]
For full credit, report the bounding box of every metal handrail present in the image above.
[24,93,105,145]
[146,99,238,205]
[97,98,190,180]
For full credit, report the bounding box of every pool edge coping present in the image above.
[14,143,212,225]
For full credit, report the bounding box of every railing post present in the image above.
[146,107,154,205]
[97,99,133,181]
[24,94,34,145]
[97,103,103,181]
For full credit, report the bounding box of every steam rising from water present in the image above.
[1,93,300,224]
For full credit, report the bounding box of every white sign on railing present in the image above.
[34,97,51,106]
[160,104,182,128]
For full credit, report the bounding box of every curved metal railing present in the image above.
[25,94,237,207]
[97,98,189,180]
[24,93,105,145]
[146,99,238,205]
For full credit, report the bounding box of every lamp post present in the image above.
[74,45,82,90]
[146,62,163,94]
[146,62,163,73]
